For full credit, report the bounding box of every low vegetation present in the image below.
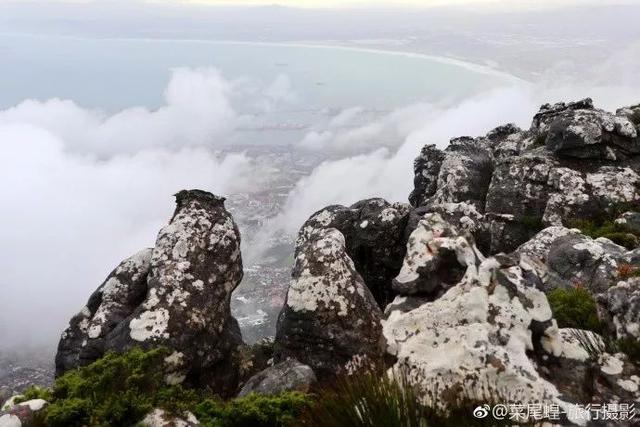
[547,286,604,333]
[16,348,311,427]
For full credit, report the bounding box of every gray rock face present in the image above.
[408,144,445,207]
[56,190,244,396]
[275,228,386,380]
[598,278,640,341]
[531,98,639,160]
[297,198,411,307]
[409,98,640,254]
[546,234,626,294]
[56,248,153,374]
[409,137,493,213]
[238,359,316,397]
[392,213,484,298]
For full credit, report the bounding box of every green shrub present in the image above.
[42,347,200,426]
[14,386,52,404]
[195,392,312,427]
[568,218,639,250]
[300,371,505,427]
[547,287,604,333]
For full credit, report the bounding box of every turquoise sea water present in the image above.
[0,34,512,111]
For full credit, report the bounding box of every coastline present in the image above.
[1,32,529,86]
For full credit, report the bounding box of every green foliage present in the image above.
[547,287,604,333]
[300,371,504,427]
[195,392,312,427]
[41,347,200,427]
[13,386,52,404]
[568,218,639,250]
[25,348,311,427]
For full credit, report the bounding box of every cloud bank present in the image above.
[0,68,259,349]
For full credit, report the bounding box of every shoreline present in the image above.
[1,32,529,86]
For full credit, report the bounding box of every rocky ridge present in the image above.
[4,98,640,426]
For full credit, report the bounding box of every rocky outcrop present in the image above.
[275,228,386,380]
[392,213,484,298]
[56,190,244,395]
[297,198,411,307]
[409,98,640,254]
[598,278,640,341]
[238,359,316,397]
[533,98,639,160]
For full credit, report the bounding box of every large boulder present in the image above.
[275,228,386,380]
[409,137,493,213]
[531,98,639,160]
[238,359,316,397]
[56,190,244,395]
[392,213,484,298]
[545,234,627,294]
[297,199,411,307]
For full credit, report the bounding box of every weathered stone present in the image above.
[546,234,626,293]
[383,254,590,423]
[56,248,153,375]
[238,359,316,397]
[56,190,244,395]
[531,98,639,160]
[297,199,411,307]
[598,278,640,341]
[408,144,445,207]
[139,409,199,427]
[392,213,484,298]
[275,228,385,380]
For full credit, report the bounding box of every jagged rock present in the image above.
[238,359,316,397]
[275,228,386,380]
[0,399,48,427]
[56,248,153,374]
[598,278,640,341]
[56,190,244,395]
[408,144,446,207]
[409,99,640,254]
[392,213,484,298]
[383,254,591,422]
[546,234,626,293]
[410,137,494,212]
[531,98,639,160]
[407,202,491,253]
[538,329,640,405]
[139,409,199,427]
[297,198,411,307]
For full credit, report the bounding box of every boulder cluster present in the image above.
[3,99,640,426]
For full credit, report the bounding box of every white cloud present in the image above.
[0,68,256,348]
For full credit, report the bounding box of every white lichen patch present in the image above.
[599,353,625,376]
[129,308,170,341]
[395,213,482,286]
[287,228,364,317]
[556,329,600,362]
[383,255,577,420]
